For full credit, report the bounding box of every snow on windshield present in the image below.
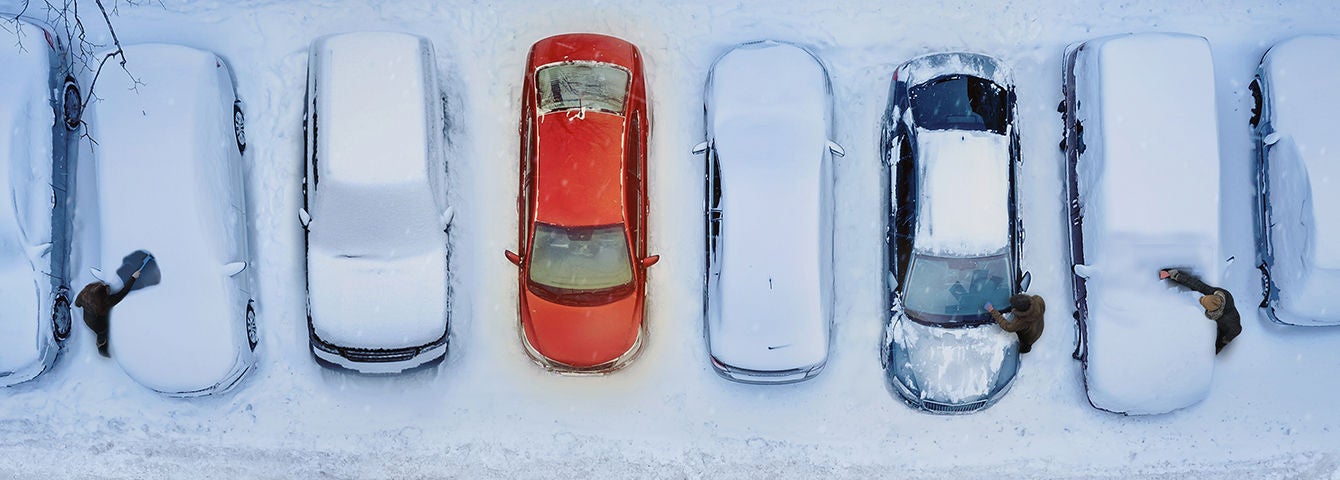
[536,63,630,115]
[903,252,1012,323]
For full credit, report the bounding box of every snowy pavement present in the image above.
[2,0,1339,478]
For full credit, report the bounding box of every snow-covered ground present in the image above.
[2,0,1339,477]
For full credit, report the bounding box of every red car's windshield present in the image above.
[527,222,635,305]
[536,62,630,115]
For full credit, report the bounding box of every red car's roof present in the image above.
[529,33,639,70]
[533,109,627,226]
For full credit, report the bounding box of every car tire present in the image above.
[62,77,82,131]
[233,101,247,154]
[52,293,71,341]
[245,301,258,350]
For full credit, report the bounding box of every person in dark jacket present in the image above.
[75,269,141,358]
[986,294,1046,353]
[1160,268,1242,354]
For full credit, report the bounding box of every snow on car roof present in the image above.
[1072,33,1222,414]
[705,41,831,372]
[0,20,53,373]
[913,130,1010,256]
[1262,35,1340,269]
[1085,33,1221,244]
[313,32,435,187]
[88,44,248,394]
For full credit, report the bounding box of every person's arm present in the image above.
[109,272,139,305]
[987,303,1021,332]
[1163,269,1217,295]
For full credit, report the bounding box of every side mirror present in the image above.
[1020,271,1032,292]
[298,208,311,228]
[90,267,107,282]
[827,140,846,157]
[223,262,247,277]
[691,141,708,155]
[1263,132,1281,146]
[505,250,522,266]
[441,206,456,230]
[641,255,660,268]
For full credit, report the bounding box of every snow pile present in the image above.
[1259,35,1340,325]
[705,41,832,373]
[87,43,254,395]
[913,130,1010,256]
[1073,33,1222,415]
[0,19,57,382]
[306,32,450,349]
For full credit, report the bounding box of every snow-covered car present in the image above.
[505,33,657,374]
[0,16,82,387]
[692,41,841,384]
[87,44,256,396]
[879,53,1027,413]
[1249,36,1340,327]
[1060,33,1223,415]
[302,32,452,374]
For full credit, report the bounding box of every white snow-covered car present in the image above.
[87,44,257,396]
[693,41,842,384]
[0,16,82,387]
[302,32,452,373]
[1250,36,1340,327]
[1061,33,1223,415]
[880,53,1028,414]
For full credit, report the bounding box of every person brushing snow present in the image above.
[75,254,154,357]
[1159,268,1241,354]
[985,294,1045,353]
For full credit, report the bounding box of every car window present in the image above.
[528,223,634,292]
[536,63,630,115]
[910,75,1007,135]
[903,252,1012,324]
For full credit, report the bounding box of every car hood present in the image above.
[887,311,1019,405]
[522,288,641,368]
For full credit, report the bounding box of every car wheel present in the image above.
[245,301,258,350]
[233,101,247,154]
[1249,80,1263,128]
[52,293,72,341]
[62,77,82,131]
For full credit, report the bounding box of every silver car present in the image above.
[694,41,843,384]
[0,15,82,387]
[880,53,1028,413]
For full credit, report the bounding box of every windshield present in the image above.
[910,75,1007,134]
[903,252,1013,324]
[536,63,630,115]
[528,223,634,298]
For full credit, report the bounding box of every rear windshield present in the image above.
[536,63,630,115]
[910,75,1008,134]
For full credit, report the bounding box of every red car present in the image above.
[505,33,657,373]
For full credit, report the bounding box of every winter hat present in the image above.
[1199,294,1224,312]
[1009,294,1032,312]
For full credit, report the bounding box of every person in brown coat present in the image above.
[986,294,1046,353]
[74,269,140,358]
[1160,268,1241,354]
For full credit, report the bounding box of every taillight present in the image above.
[43,30,55,50]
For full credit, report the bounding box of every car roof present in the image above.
[1077,33,1220,249]
[704,41,832,371]
[1262,35,1340,269]
[0,19,54,372]
[532,111,628,226]
[913,130,1010,256]
[89,44,248,393]
[311,32,438,188]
